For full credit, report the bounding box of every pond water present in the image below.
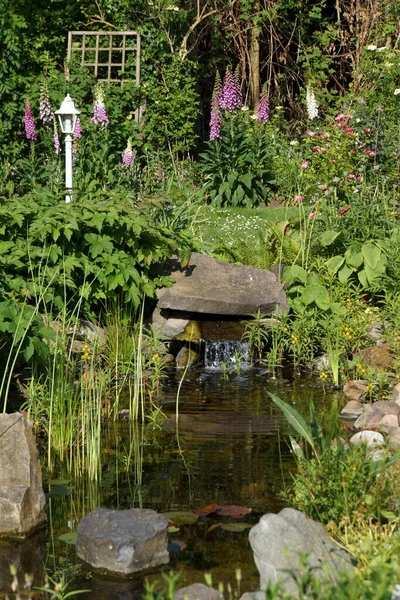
[4,368,342,600]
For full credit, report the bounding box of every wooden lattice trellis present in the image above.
[67,31,142,120]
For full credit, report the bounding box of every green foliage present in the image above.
[271,393,397,526]
[200,111,275,208]
[0,191,196,319]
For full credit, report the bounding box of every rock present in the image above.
[390,382,400,405]
[343,381,367,402]
[239,593,265,600]
[356,344,393,372]
[76,508,169,576]
[366,322,387,344]
[175,584,223,600]
[313,354,330,372]
[0,413,46,538]
[175,347,199,368]
[388,428,400,450]
[157,254,289,316]
[378,414,400,434]
[249,508,354,597]
[353,407,384,431]
[371,400,400,416]
[349,430,385,448]
[75,319,108,345]
[340,400,365,419]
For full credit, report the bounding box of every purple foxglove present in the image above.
[53,116,60,155]
[91,86,109,127]
[257,83,270,124]
[122,139,133,165]
[74,117,82,139]
[39,81,53,126]
[24,100,37,141]
[209,73,223,140]
[219,67,242,111]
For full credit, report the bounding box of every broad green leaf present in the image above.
[361,243,381,270]
[325,255,345,274]
[283,265,307,285]
[338,263,353,283]
[320,230,340,246]
[269,393,315,452]
[344,247,363,269]
[301,283,330,309]
[357,269,368,288]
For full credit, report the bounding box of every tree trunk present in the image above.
[249,0,260,111]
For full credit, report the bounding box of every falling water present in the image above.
[204,340,250,370]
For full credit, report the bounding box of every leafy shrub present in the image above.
[0,190,197,320]
[200,111,275,208]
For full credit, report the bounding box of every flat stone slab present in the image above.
[157,254,289,316]
[76,508,169,576]
[175,584,223,600]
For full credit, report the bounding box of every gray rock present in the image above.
[340,400,365,419]
[388,428,400,450]
[372,400,400,416]
[249,508,354,597]
[76,507,169,575]
[343,381,367,402]
[390,382,400,405]
[239,593,266,600]
[349,430,385,448]
[175,584,223,600]
[353,407,384,431]
[0,413,46,538]
[313,354,330,372]
[157,254,289,316]
[175,347,199,369]
[378,414,400,433]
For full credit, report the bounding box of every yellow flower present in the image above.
[320,372,328,381]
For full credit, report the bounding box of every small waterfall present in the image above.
[204,340,250,370]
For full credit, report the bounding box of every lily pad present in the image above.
[193,504,252,519]
[163,511,199,526]
[58,532,77,545]
[168,525,180,533]
[220,523,252,532]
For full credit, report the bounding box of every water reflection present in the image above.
[44,370,334,597]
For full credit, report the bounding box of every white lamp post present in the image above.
[55,94,80,203]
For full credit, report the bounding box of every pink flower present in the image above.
[256,81,270,124]
[122,139,133,165]
[321,186,328,192]
[294,195,304,202]
[365,149,376,157]
[364,128,371,133]
[301,161,310,169]
[308,212,316,219]
[53,116,60,155]
[320,147,327,152]
[305,130,315,136]
[210,72,223,140]
[331,159,336,163]
[91,87,109,127]
[219,66,242,112]
[74,118,82,139]
[347,173,356,179]
[24,100,37,141]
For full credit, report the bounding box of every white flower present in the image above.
[366,44,377,50]
[306,85,319,120]
[377,46,387,52]
[241,105,249,111]
[290,140,299,146]
[394,89,400,95]
[250,114,258,120]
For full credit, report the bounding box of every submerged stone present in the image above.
[76,507,169,576]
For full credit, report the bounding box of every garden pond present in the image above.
[3,369,343,600]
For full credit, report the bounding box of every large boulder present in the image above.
[156,254,289,316]
[76,507,169,576]
[249,508,354,597]
[0,413,46,538]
